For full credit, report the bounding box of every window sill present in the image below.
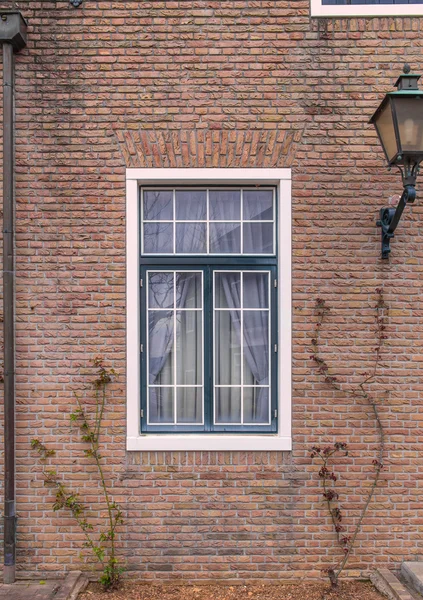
[127,434,292,452]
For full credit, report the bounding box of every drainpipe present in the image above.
[0,11,27,585]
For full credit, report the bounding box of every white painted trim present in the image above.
[311,0,423,18]
[126,168,292,452]
[126,178,141,443]
[127,435,292,452]
[126,168,291,184]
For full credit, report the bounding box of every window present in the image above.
[127,169,291,451]
[311,0,423,16]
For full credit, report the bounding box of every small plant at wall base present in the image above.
[310,291,386,589]
[31,359,123,591]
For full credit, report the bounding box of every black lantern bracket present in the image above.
[370,64,423,259]
[376,177,417,260]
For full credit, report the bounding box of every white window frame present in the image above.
[126,168,292,451]
[311,0,423,17]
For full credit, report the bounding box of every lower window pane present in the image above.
[215,387,241,424]
[177,388,203,424]
[243,310,269,385]
[215,310,241,385]
[176,311,202,385]
[148,311,174,385]
[243,387,269,424]
[149,387,174,423]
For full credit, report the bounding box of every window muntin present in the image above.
[141,187,276,256]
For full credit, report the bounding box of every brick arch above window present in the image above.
[113,128,304,170]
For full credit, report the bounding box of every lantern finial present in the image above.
[403,63,411,75]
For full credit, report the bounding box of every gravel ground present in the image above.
[79,581,386,600]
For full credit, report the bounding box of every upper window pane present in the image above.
[209,190,240,220]
[243,190,273,221]
[141,188,275,255]
[143,190,173,221]
[175,190,207,220]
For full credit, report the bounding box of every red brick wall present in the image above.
[0,0,422,582]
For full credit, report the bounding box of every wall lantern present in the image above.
[370,65,423,258]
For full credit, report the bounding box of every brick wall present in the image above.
[0,0,422,582]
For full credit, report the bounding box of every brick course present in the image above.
[0,0,422,582]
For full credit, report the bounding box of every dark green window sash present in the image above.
[140,264,278,434]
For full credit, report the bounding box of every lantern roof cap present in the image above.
[369,66,423,125]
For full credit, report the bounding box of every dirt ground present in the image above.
[79,581,385,600]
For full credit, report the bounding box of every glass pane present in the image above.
[176,272,202,309]
[215,272,241,309]
[177,388,202,424]
[149,387,174,424]
[148,272,174,309]
[243,388,269,424]
[143,190,173,221]
[175,190,207,220]
[148,311,174,384]
[243,222,274,254]
[243,311,269,385]
[209,223,241,254]
[209,190,241,220]
[394,97,423,154]
[175,223,207,254]
[243,190,273,221]
[243,272,269,309]
[374,101,398,163]
[215,310,241,385]
[143,223,173,254]
[176,311,202,385]
[215,388,241,424]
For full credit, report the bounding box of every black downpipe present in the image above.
[3,40,16,585]
[0,10,27,584]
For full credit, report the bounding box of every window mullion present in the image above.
[205,266,213,432]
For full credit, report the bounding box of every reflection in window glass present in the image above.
[141,188,275,255]
[143,190,173,221]
[243,190,273,220]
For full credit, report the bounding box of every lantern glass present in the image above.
[392,96,423,155]
[374,101,398,163]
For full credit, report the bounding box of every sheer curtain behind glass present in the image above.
[148,272,203,424]
[215,271,270,425]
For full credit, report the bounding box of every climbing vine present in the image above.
[310,290,387,588]
[31,359,123,591]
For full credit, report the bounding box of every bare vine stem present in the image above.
[31,359,123,591]
[310,290,387,587]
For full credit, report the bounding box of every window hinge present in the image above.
[274,409,278,419]
[140,278,143,287]
[140,344,144,353]
[274,279,277,288]
[141,409,144,418]
[274,344,278,353]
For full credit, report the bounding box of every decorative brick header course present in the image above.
[114,128,304,169]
